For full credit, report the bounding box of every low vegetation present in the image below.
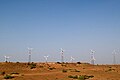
[56,62,61,64]
[77,62,81,64]
[0,71,5,75]
[68,75,94,80]
[68,75,78,79]
[10,72,19,74]
[39,65,44,68]
[4,74,14,79]
[70,69,80,72]
[62,69,67,73]
[0,62,120,80]
[48,67,56,70]
[29,62,37,69]
[61,64,67,67]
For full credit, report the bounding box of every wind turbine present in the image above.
[112,50,117,65]
[90,49,95,65]
[44,56,49,63]
[60,48,64,63]
[4,56,10,62]
[70,56,75,63]
[118,49,120,54]
[28,48,33,63]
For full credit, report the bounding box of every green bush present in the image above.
[78,75,94,80]
[4,75,14,79]
[78,75,85,80]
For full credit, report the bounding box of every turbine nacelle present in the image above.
[70,56,75,63]
[4,56,10,59]
[44,55,49,63]
[90,49,95,54]
[70,56,75,60]
[60,48,64,53]
[44,56,49,59]
[112,50,117,54]
[28,47,33,51]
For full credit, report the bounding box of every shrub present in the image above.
[77,62,81,64]
[68,75,78,79]
[29,63,36,69]
[78,75,94,80]
[16,62,20,63]
[68,75,94,80]
[89,75,94,78]
[39,65,44,68]
[4,75,14,79]
[56,62,61,64]
[83,68,85,69]
[62,69,67,73]
[68,75,73,78]
[70,69,80,72]
[78,75,85,80]
[75,69,80,72]
[109,66,112,68]
[11,72,19,74]
[49,67,56,70]
[61,64,67,67]
[108,69,115,71]
[0,71,5,75]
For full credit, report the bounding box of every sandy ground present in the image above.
[0,62,120,80]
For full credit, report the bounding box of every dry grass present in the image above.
[0,62,120,80]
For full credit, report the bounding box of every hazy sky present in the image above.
[0,0,120,64]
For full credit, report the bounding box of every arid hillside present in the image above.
[0,62,120,80]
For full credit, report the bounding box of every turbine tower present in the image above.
[90,50,95,65]
[4,56,9,62]
[60,48,64,63]
[44,56,49,63]
[112,50,116,65]
[28,48,33,63]
[70,56,75,63]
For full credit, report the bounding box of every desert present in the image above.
[0,62,120,80]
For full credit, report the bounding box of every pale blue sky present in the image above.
[0,0,120,64]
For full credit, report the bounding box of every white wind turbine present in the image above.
[90,49,95,65]
[4,56,10,62]
[70,56,75,63]
[44,56,49,63]
[28,47,33,63]
[112,50,117,65]
[60,48,64,63]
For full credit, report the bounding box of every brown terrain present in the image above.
[0,62,120,80]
